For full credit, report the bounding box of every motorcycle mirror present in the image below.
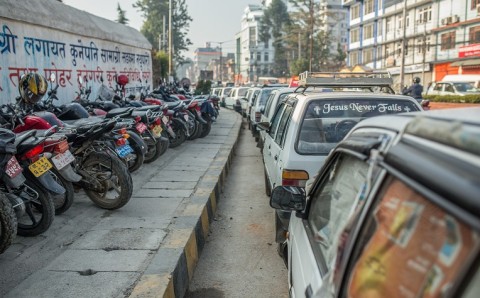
[50,73,56,82]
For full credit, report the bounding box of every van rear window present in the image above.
[296,99,419,155]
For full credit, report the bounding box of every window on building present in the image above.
[469,26,480,44]
[351,4,360,20]
[417,36,431,54]
[418,5,432,23]
[377,21,382,36]
[351,28,360,43]
[264,52,269,62]
[250,51,254,60]
[441,31,456,50]
[257,52,261,61]
[364,23,374,40]
[249,27,256,44]
[386,17,392,33]
[350,51,359,65]
[471,0,480,9]
[364,0,374,15]
[363,48,374,63]
[385,44,391,59]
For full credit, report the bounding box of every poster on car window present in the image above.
[347,179,478,298]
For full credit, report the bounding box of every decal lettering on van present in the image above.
[315,103,407,115]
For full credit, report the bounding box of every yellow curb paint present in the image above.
[130,274,171,298]
[209,191,217,214]
[184,230,198,282]
[182,204,204,216]
[200,206,209,237]
[163,229,191,249]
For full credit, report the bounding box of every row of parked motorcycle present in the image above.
[0,73,220,254]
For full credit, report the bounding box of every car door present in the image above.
[269,103,294,189]
[288,152,370,298]
[263,103,287,188]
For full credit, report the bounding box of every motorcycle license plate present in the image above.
[152,125,163,137]
[136,122,147,134]
[5,156,22,178]
[115,144,133,158]
[162,116,169,125]
[51,150,75,170]
[28,156,53,177]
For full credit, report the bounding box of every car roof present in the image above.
[291,91,420,102]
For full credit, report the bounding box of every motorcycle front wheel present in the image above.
[125,130,146,173]
[0,193,17,253]
[82,151,133,210]
[169,120,187,148]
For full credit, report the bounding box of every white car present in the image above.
[225,86,249,112]
[249,84,287,140]
[218,87,232,108]
[246,87,260,120]
[258,88,296,149]
[270,107,480,298]
[259,73,422,258]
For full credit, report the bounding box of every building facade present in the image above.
[235,4,275,84]
[319,0,349,55]
[343,0,480,91]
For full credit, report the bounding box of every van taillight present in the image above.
[282,170,309,187]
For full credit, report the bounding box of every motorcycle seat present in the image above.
[164,101,182,109]
[135,105,162,112]
[14,130,36,147]
[106,107,134,118]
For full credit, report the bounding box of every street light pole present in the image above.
[399,0,407,92]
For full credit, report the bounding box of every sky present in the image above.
[62,0,262,59]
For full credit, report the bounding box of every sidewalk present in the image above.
[4,109,242,298]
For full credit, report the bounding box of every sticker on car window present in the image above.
[312,103,411,115]
[347,178,479,298]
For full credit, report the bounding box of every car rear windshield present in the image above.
[296,98,420,155]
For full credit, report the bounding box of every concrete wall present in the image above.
[0,0,152,105]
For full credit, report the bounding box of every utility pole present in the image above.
[162,14,166,51]
[168,0,173,81]
[309,0,314,72]
[399,0,407,92]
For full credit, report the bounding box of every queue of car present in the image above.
[211,72,480,297]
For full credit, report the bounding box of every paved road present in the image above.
[185,120,288,298]
[0,110,241,298]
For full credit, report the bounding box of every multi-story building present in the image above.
[235,4,274,84]
[319,0,349,55]
[343,0,480,91]
[192,43,221,82]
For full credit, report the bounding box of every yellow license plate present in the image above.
[28,156,53,177]
[152,125,163,137]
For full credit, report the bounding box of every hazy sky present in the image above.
[63,0,262,58]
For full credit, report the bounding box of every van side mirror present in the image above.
[257,121,270,132]
[270,186,306,211]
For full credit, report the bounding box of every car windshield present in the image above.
[238,88,249,97]
[296,98,420,155]
[453,82,478,92]
[259,89,275,106]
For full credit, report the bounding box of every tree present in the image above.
[287,0,325,72]
[259,0,291,77]
[152,50,169,86]
[116,3,129,25]
[133,0,192,74]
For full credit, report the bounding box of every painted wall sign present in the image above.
[0,20,152,105]
[458,43,480,58]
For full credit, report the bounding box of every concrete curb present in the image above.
[130,111,243,298]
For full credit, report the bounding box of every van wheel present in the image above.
[264,167,271,197]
